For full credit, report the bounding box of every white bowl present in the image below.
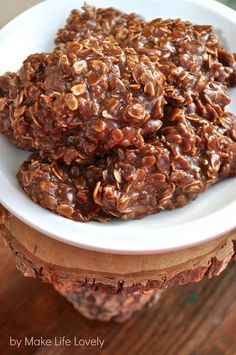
[0,0,235,254]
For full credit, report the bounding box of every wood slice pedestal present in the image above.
[0,205,235,322]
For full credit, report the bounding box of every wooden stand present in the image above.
[0,204,235,322]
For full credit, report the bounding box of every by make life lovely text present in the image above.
[9,336,105,349]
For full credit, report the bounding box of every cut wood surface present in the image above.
[3,210,236,293]
[0,237,236,355]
